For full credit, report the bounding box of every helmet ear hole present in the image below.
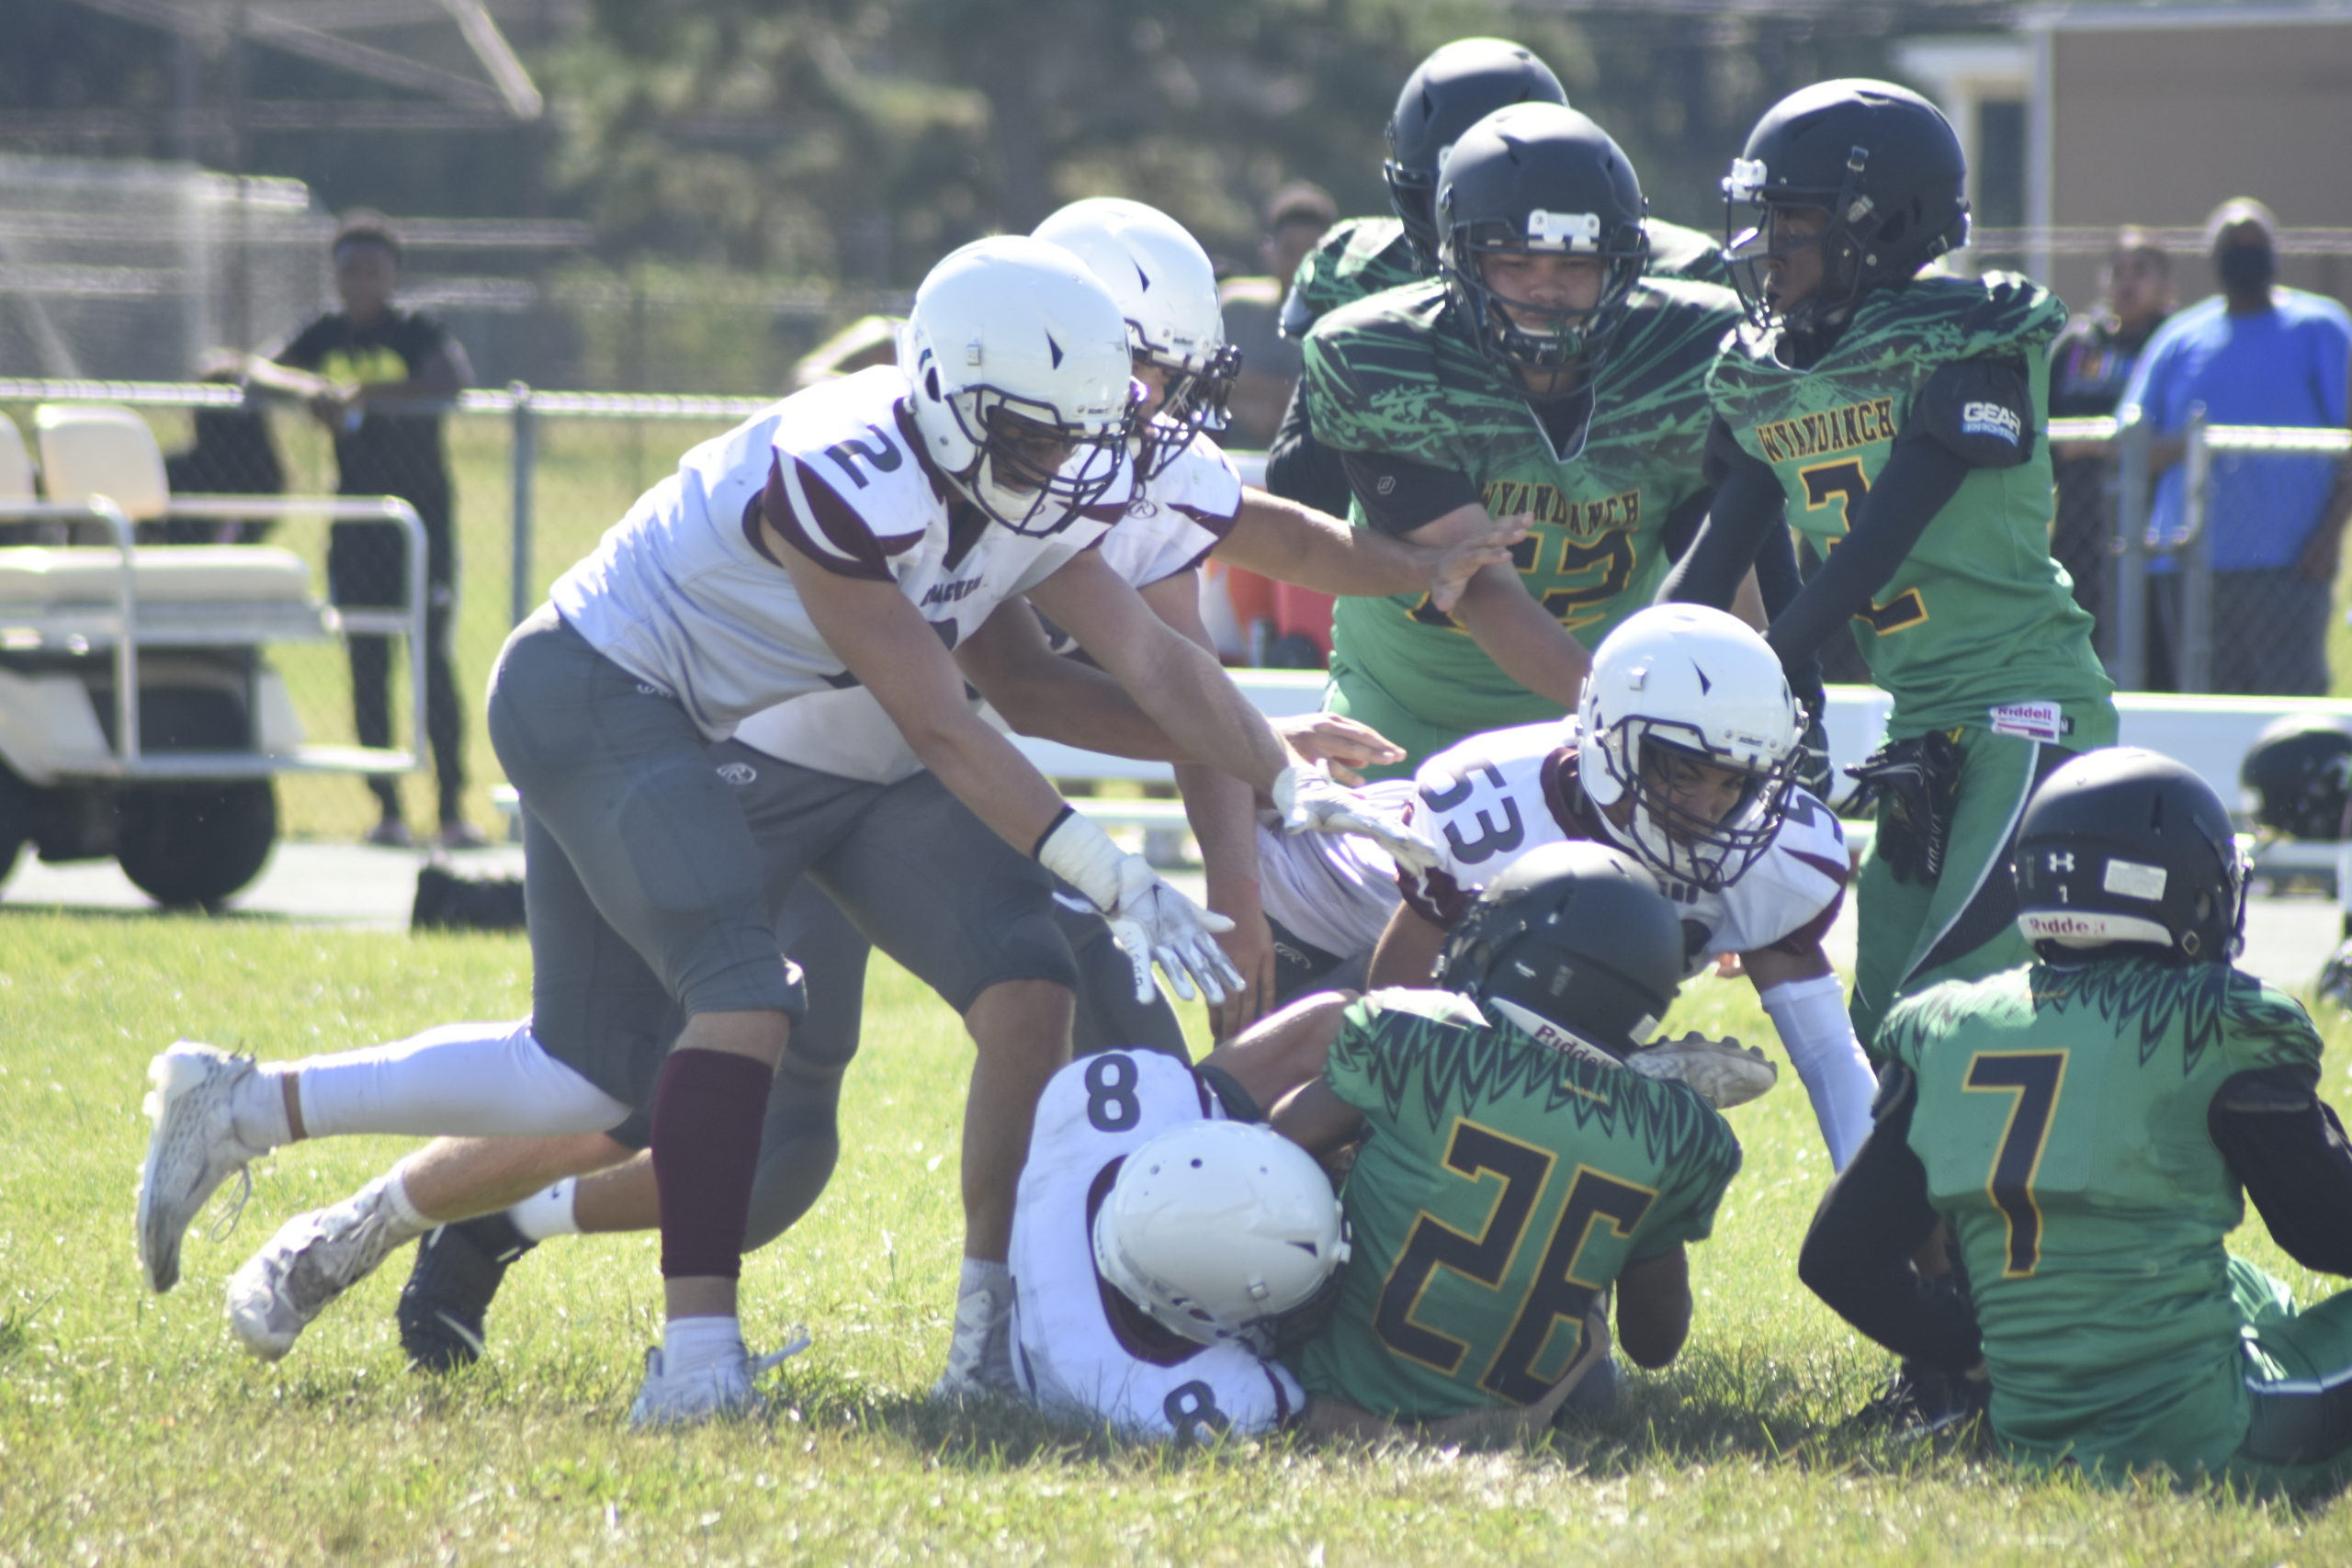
[924,367,941,400]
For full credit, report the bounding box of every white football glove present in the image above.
[1036,808,1242,1006]
[1273,762,1442,874]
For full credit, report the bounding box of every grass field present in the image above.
[7,910,2352,1564]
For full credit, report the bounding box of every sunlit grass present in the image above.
[6,911,2352,1563]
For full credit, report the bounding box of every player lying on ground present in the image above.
[1662,79,2116,1056]
[136,235,1423,1426]
[1800,748,2352,1489]
[1007,840,1763,1441]
[1239,604,1878,1168]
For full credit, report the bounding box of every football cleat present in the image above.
[929,1275,1019,1403]
[398,1214,536,1372]
[628,1335,809,1429]
[225,1181,410,1361]
[1625,1032,1780,1110]
[137,1042,272,1293]
[1847,1360,1989,1437]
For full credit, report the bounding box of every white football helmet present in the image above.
[1032,197,1239,479]
[1091,1120,1348,1348]
[1576,603,1804,892]
[899,235,1136,535]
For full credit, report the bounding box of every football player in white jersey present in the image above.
[185,199,1516,1403]
[1003,998,1611,1445]
[133,235,1427,1427]
[1243,604,1880,1169]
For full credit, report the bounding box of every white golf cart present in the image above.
[0,401,426,908]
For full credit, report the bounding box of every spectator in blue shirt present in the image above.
[2123,198,2352,695]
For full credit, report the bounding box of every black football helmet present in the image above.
[2240,713,2352,841]
[1721,78,1970,337]
[2012,747,2247,964]
[1384,38,1568,271]
[1436,102,1650,387]
[1438,840,1684,1061]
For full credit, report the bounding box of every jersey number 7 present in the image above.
[1962,1049,2068,1278]
[1800,458,1928,636]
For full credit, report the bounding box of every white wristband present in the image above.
[1035,807,1128,914]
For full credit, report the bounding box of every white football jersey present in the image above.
[1008,1050,1304,1441]
[1256,719,1849,974]
[549,366,1112,739]
[730,435,1243,781]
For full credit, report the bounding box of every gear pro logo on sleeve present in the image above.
[1961,400,2022,446]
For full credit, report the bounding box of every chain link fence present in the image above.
[5,377,2346,845]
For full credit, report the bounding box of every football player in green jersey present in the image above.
[1801,749,2352,1490]
[1273,840,1746,1429]
[1665,80,2117,1055]
[1269,39,1736,521]
[1302,103,1800,782]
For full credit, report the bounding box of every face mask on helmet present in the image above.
[1719,80,1972,343]
[1032,199,1239,483]
[901,236,1139,537]
[1609,728,1796,891]
[1436,105,1650,391]
[1444,224,1646,389]
[1574,603,1804,893]
[945,389,1132,535]
[1131,342,1241,480]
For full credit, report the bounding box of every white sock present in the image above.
[293,1019,632,1140]
[662,1313,745,1372]
[959,1257,1012,1302]
[508,1179,580,1243]
[357,1164,434,1247]
[1759,974,1878,1171]
[232,1066,294,1151]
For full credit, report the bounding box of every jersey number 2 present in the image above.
[1799,458,1928,636]
[1962,1050,2067,1278]
[1373,1118,1654,1404]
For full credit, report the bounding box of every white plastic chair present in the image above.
[32,403,169,523]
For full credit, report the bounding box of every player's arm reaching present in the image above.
[1796,1064,1987,1375]
[952,599,1405,778]
[773,529,1239,1004]
[1141,568,1280,1035]
[1025,549,1442,873]
[1215,488,1527,615]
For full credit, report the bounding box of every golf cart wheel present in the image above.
[117,781,278,909]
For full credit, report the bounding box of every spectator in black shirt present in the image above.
[249,210,480,848]
[2048,229,2171,657]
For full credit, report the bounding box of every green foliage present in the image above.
[537,1,2002,288]
[8,912,2352,1562]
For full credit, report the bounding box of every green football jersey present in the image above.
[1285,216,1728,335]
[1708,272,2111,736]
[1883,958,2324,1474]
[1306,275,1740,739]
[1289,988,1742,1420]
[1286,217,1423,334]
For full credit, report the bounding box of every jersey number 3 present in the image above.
[1962,1050,2067,1278]
[1373,1118,1654,1404]
[1800,458,1928,636]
